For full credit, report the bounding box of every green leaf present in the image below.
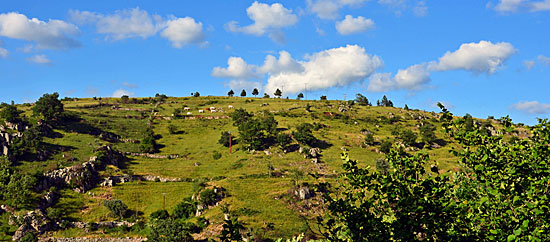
[507,234,516,242]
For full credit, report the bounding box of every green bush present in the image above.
[102,199,128,219]
[172,198,196,220]
[150,209,170,220]
[212,151,222,160]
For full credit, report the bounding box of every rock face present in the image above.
[39,146,125,193]
[43,238,146,242]
[295,186,312,200]
[12,210,55,241]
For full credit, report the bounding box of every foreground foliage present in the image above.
[319,104,550,241]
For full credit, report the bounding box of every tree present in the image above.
[364,133,375,146]
[404,104,409,110]
[319,151,457,241]
[252,88,259,97]
[218,131,235,147]
[355,94,370,106]
[120,95,130,103]
[220,217,245,242]
[102,199,128,219]
[398,129,417,147]
[0,103,23,123]
[263,93,270,98]
[33,92,64,121]
[274,89,282,98]
[231,108,252,127]
[320,95,327,100]
[0,156,37,209]
[293,123,316,146]
[276,133,292,150]
[193,92,200,97]
[419,122,436,146]
[172,198,196,220]
[297,93,304,100]
[240,89,247,97]
[227,90,234,97]
[381,95,389,106]
[148,217,200,242]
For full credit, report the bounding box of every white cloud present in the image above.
[524,60,535,70]
[0,12,80,49]
[226,1,297,42]
[224,80,263,92]
[161,17,205,48]
[26,54,52,65]
[212,57,259,80]
[512,101,550,114]
[367,73,395,92]
[307,0,368,19]
[112,89,134,97]
[264,45,383,94]
[413,1,428,16]
[70,8,163,40]
[70,8,206,47]
[429,40,517,74]
[335,15,375,35]
[367,64,430,92]
[0,47,7,58]
[493,0,550,12]
[538,55,550,65]
[259,51,304,75]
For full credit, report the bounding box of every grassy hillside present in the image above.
[3,95,520,240]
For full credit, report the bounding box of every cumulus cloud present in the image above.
[367,64,430,92]
[264,45,383,94]
[512,101,550,114]
[307,0,368,19]
[212,57,259,80]
[493,0,550,12]
[336,15,375,35]
[429,41,517,74]
[258,51,304,75]
[212,45,383,95]
[0,12,80,49]
[70,8,205,47]
[226,1,297,43]
[70,8,162,40]
[161,17,205,48]
[26,54,52,65]
[538,55,550,65]
[224,80,263,92]
[367,40,515,93]
[112,89,134,97]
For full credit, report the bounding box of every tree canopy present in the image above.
[33,92,64,121]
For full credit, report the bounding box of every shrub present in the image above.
[218,131,235,147]
[293,123,316,146]
[167,124,177,134]
[150,209,170,220]
[173,198,196,220]
[276,133,292,150]
[102,199,128,219]
[399,129,417,147]
[33,92,64,121]
[213,151,222,160]
[199,189,217,206]
[364,133,375,146]
[379,139,392,153]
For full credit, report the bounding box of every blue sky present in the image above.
[0,0,549,124]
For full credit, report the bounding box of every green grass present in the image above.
[10,96,477,239]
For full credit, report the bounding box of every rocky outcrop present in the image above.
[12,210,55,241]
[39,146,125,193]
[299,147,322,163]
[42,238,146,242]
[125,152,179,159]
[294,186,313,200]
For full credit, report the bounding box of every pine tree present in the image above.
[228,90,234,97]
